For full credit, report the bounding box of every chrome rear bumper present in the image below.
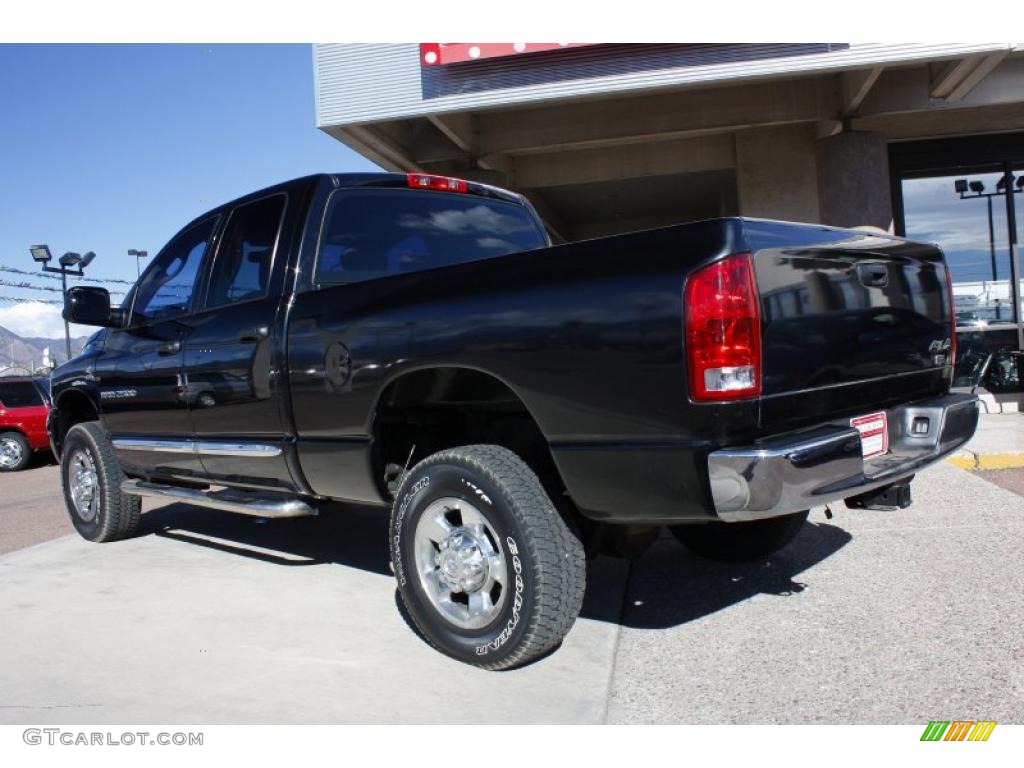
[708,393,980,522]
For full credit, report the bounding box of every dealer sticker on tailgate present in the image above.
[851,412,889,459]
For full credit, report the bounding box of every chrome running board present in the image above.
[121,479,317,518]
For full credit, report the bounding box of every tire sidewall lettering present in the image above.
[474,535,524,656]
[392,474,430,587]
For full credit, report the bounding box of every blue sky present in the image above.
[0,44,378,338]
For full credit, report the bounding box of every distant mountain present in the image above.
[0,324,88,373]
[21,336,89,356]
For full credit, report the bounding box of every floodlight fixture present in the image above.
[30,244,52,263]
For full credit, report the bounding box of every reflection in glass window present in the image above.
[133,217,217,322]
[206,195,286,308]
[317,189,548,284]
[902,171,1019,326]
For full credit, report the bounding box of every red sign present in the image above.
[419,43,594,67]
[851,412,889,460]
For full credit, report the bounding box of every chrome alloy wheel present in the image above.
[67,449,100,522]
[0,437,24,469]
[413,497,509,629]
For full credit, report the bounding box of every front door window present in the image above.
[132,217,218,324]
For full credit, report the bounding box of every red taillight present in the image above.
[684,252,762,402]
[407,173,468,193]
[944,261,957,381]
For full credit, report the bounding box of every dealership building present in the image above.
[313,43,1024,378]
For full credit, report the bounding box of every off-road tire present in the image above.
[61,422,141,542]
[0,431,32,472]
[670,510,809,562]
[389,444,586,670]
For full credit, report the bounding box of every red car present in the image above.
[0,377,51,472]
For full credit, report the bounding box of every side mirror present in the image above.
[64,286,125,328]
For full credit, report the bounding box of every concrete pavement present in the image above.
[0,461,68,555]
[0,499,626,724]
[0,459,1021,724]
[608,462,1024,723]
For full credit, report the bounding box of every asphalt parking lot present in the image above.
[1,459,1022,724]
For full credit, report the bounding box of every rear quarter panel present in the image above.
[286,219,757,519]
[0,405,50,450]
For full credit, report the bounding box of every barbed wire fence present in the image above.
[0,264,136,286]
[0,263,131,307]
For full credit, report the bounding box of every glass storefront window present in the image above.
[901,169,1024,389]
[902,171,1019,324]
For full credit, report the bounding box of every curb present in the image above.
[947,452,1024,471]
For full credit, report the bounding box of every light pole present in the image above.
[1002,168,1024,351]
[954,174,1023,326]
[127,249,149,280]
[29,245,97,361]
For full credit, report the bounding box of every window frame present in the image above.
[312,187,548,288]
[127,214,221,327]
[196,192,289,312]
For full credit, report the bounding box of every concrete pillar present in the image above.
[735,124,821,223]
[815,130,893,230]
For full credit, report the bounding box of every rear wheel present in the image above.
[390,444,585,670]
[670,510,808,562]
[0,431,31,472]
[61,422,141,542]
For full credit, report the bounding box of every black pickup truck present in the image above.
[50,172,979,669]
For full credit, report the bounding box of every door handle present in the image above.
[238,326,270,343]
[158,340,181,356]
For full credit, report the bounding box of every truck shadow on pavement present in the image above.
[140,501,394,576]
[602,522,853,630]
[138,504,851,631]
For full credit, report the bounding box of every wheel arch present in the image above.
[51,388,101,459]
[370,365,566,502]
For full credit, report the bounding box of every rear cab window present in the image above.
[316,188,548,284]
[0,381,44,408]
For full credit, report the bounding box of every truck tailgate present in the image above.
[752,233,953,433]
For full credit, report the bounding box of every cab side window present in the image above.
[204,195,286,309]
[132,217,218,323]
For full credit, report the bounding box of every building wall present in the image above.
[314,43,1013,127]
[816,131,893,230]
[314,44,1024,240]
[736,124,821,223]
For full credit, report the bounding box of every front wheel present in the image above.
[670,510,809,562]
[61,422,141,542]
[390,444,586,670]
